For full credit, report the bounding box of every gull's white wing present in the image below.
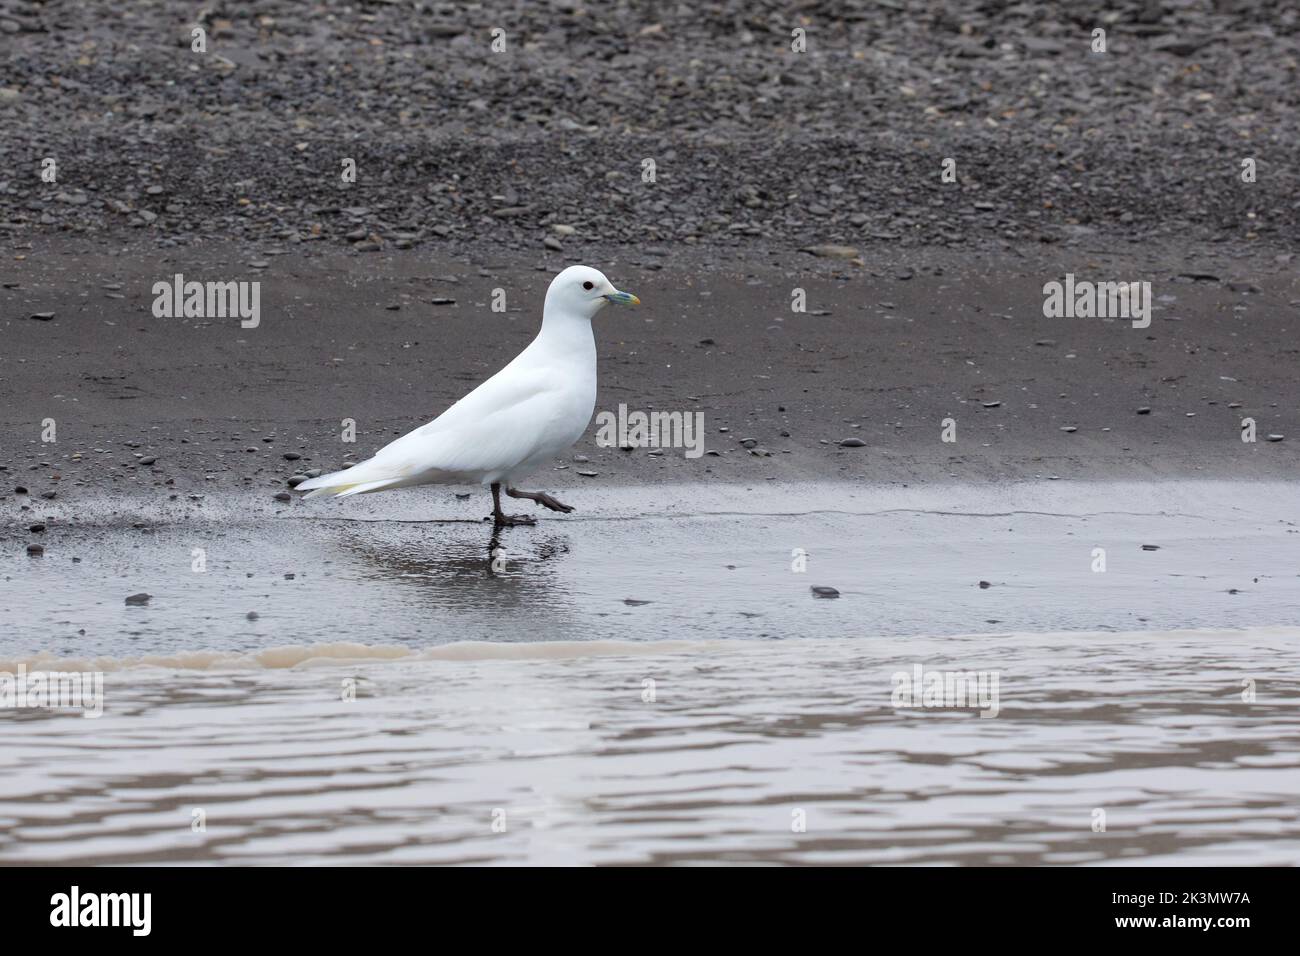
[298,357,571,496]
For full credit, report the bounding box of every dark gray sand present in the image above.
[1,240,1296,505]
[3,480,1297,656]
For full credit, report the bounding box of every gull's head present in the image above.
[544,265,640,321]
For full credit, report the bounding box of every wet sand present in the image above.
[2,481,1297,656]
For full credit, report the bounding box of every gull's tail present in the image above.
[296,459,408,499]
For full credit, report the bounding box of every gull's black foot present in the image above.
[507,487,575,514]
[491,512,536,527]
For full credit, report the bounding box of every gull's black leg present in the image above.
[489,482,536,526]
[506,487,575,514]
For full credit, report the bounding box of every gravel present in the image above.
[1,1,1295,256]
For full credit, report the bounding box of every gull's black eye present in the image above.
[582,281,594,290]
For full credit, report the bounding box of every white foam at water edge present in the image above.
[1,626,1296,673]
[0,639,723,673]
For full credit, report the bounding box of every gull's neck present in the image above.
[536,304,596,358]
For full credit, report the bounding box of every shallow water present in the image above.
[1,481,1298,864]
[2,632,1299,865]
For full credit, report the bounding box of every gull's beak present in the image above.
[603,289,640,306]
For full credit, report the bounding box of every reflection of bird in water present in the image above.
[331,523,575,615]
[297,266,640,526]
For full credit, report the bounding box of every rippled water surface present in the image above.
[1,482,1297,864]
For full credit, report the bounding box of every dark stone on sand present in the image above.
[1137,407,1152,414]
[1151,36,1211,57]
[287,474,309,487]
[978,580,991,588]
[29,311,54,321]
[274,492,291,502]
[26,544,43,556]
[811,586,840,598]
[125,592,151,605]
[283,452,302,460]
[29,523,45,532]
[839,438,867,447]
[1141,544,1160,551]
